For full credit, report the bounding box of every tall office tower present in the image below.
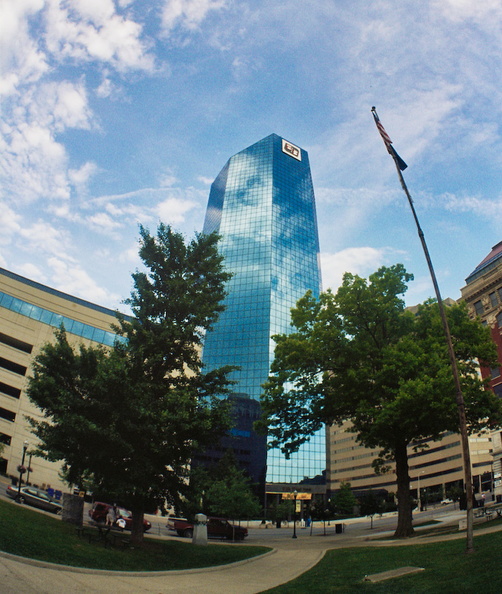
[201,133,325,486]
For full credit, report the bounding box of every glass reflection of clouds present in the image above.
[202,134,324,484]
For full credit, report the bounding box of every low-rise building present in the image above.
[0,267,123,493]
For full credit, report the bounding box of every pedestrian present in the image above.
[106,504,117,526]
[116,517,126,530]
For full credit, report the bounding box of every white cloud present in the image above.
[86,212,123,237]
[0,0,48,97]
[117,242,142,266]
[19,221,72,256]
[442,192,502,218]
[433,0,502,23]
[0,0,159,223]
[405,273,435,304]
[321,246,402,292]
[16,262,47,284]
[155,196,198,224]
[104,201,152,223]
[44,0,155,72]
[26,81,93,132]
[47,256,121,306]
[69,0,115,23]
[1,77,94,204]
[0,121,70,203]
[160,0,228,33]
[69,161,98,191]
[158,168,179,187]
[95,74,123,99]
[0,202,21,245]
[90,187,201,228]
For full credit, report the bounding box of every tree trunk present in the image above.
[393,440,414,538]
[131,508,145,546]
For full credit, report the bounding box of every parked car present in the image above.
[173,516,248,540]
[166,515,187,531]
[6,485,62,514]
[88,502,152,532]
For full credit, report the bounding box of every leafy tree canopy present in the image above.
[27,225,236,544]
[260,264,502,537]
[182,451,261,521]
[331,481,357,517]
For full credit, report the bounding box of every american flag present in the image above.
[371,108,408,171]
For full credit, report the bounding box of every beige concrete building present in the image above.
[0,267,122,494]
[326,422,484,504]
[460,241,502,501]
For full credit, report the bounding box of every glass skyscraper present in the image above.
[202,133,325,484]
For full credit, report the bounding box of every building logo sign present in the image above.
[282,139,301,161]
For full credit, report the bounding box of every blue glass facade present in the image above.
[202,134,325,484]
[0,290,124,347]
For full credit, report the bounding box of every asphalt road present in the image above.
[0,472,461,545]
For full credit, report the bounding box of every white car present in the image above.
[6,485,62,514]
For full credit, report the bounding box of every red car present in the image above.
[89,502,151,532]
[173,516,248,540]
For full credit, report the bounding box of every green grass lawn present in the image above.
[0,498,269,571]
[265,529,502,593]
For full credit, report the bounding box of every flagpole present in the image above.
[371,107,475,553]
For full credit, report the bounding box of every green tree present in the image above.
[27,224,236,545]
[260,264,502,538]
[446,484,464,509]
[310,498,334,535]
[359,491,386,529]
[183,451,261,523]
[205,470,261,523]
[331,481,357,517]
[269,499,294,528]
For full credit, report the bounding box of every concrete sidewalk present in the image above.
[0,547,324,593]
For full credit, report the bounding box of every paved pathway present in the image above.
[0,547,324,593]
[1,511,500,593]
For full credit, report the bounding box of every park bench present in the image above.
[474,503,502,520]
[85,520,130,548]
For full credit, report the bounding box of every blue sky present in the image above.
[1,0,501,313]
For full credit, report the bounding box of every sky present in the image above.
[1,0,502,315]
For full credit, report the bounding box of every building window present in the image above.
[0,381,21,399]
[0,357,27,376]
[0,291,125,347]
[0,332,33,354]
[473,300,484,316]
[0,432,12,446]
[489,292,498,308]
[0,407,16,422]
[490,367,501,379]
[498,287,502,302]
[497,312,502,328]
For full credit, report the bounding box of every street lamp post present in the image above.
[26,452,33,485]
[16,440,29,500]
[292,490,298,539]
[417,471,425,511]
